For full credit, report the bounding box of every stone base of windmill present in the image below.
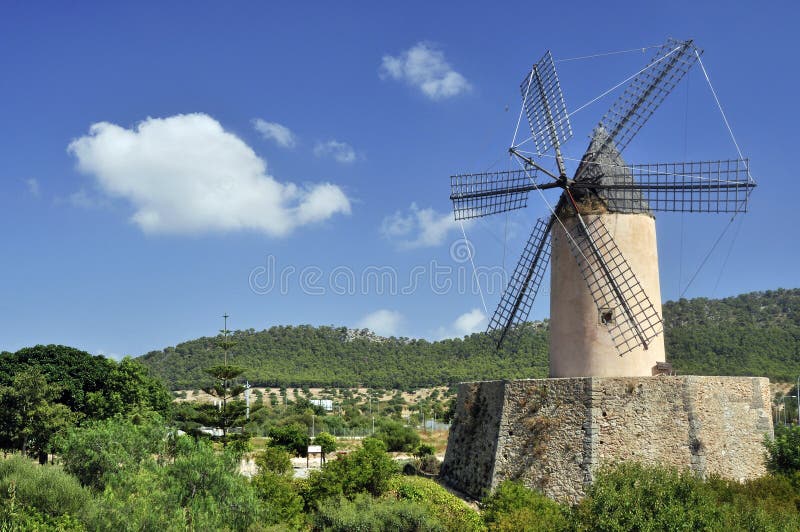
[439,376,773,504]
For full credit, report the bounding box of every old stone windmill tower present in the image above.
[441,39,771,503]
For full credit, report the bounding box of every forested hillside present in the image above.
[139,289,800,389]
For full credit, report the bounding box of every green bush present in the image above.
[314,432,337,457]
[0,456,92,520]
[252,471,305,529]
[574,463,722,531]
[269,423,311,457]
[705,474,800,530]
[481,480,567,531]
[375,420,420,452]
[256,446,293,476]
[57,413,168,490]
[765,425,800,474]
[389,475,484,532]
[414,443,436,458]
[313,493,443,531]
[88,439,264,531]
[304,438,399,504]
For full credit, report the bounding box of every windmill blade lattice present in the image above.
[520,50,573,156]
[576,39,699,181]
[577,158,754,213]
[563,215,663,356]
[450,169,540,221]
[487,216,553,345]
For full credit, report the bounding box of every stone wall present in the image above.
[440,376,773,504]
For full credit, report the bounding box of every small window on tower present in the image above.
[599,309,615,325]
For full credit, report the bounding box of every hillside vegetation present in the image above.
[139,289,800,390]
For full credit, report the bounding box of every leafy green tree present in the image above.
[304,438,399,504]
[0,345,170,420]
[375,419,420,452]
[268,423,310,457]
[314,431,337,461]
[251,468,305,528]
[0,368,76,463]
[57,413,168,490]
[255,446,293,476]
[765,424,800,474]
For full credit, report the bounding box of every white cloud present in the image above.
[252,118,296,148]
[67,113,351,236]
[314,140,357,164]
[380,42,471,100]
[25,178,40,197]
[452,308,488,336]
[381,203,461,249]
[357,309,404,337]
[434,308,488,339]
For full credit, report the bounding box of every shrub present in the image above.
[304,438,399,504]
[56,413,167,490]
[574,463,722,531]
[89,439,264,531]
[389,475,484,532]
[252,471,305,529]
[414,443,436,458]
[313,432,337,458]
[0,456,92,520]
[765,424,800,474]
[269,423,311,457]
[313,493,443,531]
[482,480,567,531]
[256,446,293,476]
[375,420,420,452]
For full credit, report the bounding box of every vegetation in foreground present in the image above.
[3,422,800,531]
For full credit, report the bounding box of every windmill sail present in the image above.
[577,158,754,213]
[575,39,699,182]
[487,216,553,345]
[520,50,572,157]
[564,215,663,356]
[450,168,565,220]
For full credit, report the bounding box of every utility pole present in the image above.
[796,376,799,425]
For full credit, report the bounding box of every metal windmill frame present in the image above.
[449,38,756,352]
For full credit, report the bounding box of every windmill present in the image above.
[449,39,755,377]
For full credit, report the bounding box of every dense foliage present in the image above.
[140,288,800,389]
[0,345,171,462]
[139,322,550,389]
[765,424,800,475]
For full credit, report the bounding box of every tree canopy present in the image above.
[139,288,800,389]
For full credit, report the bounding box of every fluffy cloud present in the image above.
[435,308,488,339]
[381,203,461,249]
[67,113,351,236]
[380,42,471,100]
[357,309,404,337]
[252,118,296,148]
[314,140,357,164]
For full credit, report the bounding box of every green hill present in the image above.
[138,288,800,390]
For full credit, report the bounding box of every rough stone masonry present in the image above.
[440,376,773,504]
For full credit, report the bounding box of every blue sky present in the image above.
[1,1,796,358]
